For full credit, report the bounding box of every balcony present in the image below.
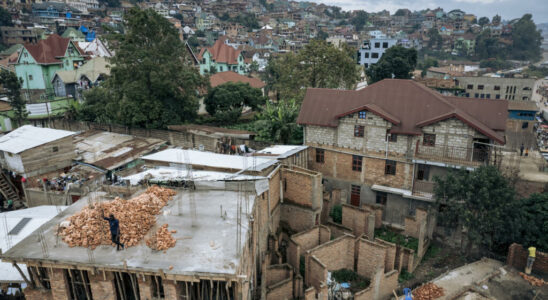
[412,180,435,198]
[415,143,490,167]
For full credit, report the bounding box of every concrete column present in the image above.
[367,214,376,241]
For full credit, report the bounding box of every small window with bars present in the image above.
[352,155,362,172]
[358,111,367,119]
[354,125,364,137]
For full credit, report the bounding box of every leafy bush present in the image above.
[332,269,370,291]
[398,268,414,283]
[375,227,419,252]
[330,205,342,224]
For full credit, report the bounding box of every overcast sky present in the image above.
[305,0,548,23]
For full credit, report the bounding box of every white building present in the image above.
[357,31,398,68]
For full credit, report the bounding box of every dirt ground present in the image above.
[399,242,470,290]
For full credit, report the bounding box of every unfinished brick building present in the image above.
[2,148,325,300]
[297,79,508,226]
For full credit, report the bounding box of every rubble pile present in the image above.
[146,224,177,251]
[519,272,547,286]
[413,283,445,300]
[60,186,176,249]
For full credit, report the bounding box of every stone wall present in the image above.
[507,243,548,274]
[305,125,337,145]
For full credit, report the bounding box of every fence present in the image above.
[44,119,272,153]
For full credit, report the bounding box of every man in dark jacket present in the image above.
[103,214,124,250]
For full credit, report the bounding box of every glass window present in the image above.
[417,164,430,180]
[372,53,379,59]
[478,85,484,90]
[354,125,364,137]
[374,42,380,48]
[423,134,436,146]
[358,111,367,119]
[364,52,369,58]
[352,155,362,171]
[494,85,500,90]
[386,129,397,142]
[385,160,396,175]
[467,84,473,89]
[382,42,388,48]
[522,122,529,129]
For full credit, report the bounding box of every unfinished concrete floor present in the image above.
[3,188,255,276]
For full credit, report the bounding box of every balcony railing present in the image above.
[415,142,490,167]
[412,180,435,198]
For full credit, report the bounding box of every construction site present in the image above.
[0,123,545,300]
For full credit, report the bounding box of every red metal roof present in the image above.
[22,34,84,65]
[210,71,265,89]
[297,79,507,144]
[197,36,242,65]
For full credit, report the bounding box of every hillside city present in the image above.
[0,0,546,299]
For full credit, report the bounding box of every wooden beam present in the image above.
[12,263,34,288]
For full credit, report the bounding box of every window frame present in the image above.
[315,148,325,163]
[385,160,396,175]
[352,155,362,172]
[354,125,364,137]
[376,192,387,205]
[423,133,436,146]
[358,111,367,119]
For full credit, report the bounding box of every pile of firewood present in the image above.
[519,272,547,286]
[413,283,445,300]
[146,224,176,251]
[60,186,176,249]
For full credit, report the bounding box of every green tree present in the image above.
[518,193,548,250]
[366,46,417,83]
[418,57,439,77]
[316,29,328,40]
[434,166,520,254]
[478,16,490,26]
[0,7,13,27]
[255,99,301,144]
[205,82,266,124]
[479,59,512,71]
[427,28,442,50]
[248,61,259,74]
[186,35,199,51]
[263,53,306,100]
[351,10,368,32]
[0,70,27,127]
[81,8,205,128]
[474,29,503,59]
[510,14,543,61]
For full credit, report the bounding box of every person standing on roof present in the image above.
[525,246,536,275]
[103,213,125,250]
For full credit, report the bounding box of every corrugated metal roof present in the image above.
[0,125,75,154]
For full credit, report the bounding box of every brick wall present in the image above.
[356,238,386,278]
[23,288,53,300]
[354,286,375,300]
[269,168,281,214]
[280,203,317,232]
[89,273,116,300]
[326,221,353,239]
[305,287,317,300]
[281,166,322,209]
[401,248,416,272]
[507,243,548,274]
[379,270,399,300]
[138,276,152,300]
[341,204,371,238]
[308,236,355,275]
[291,226,329,252]
[287,238,300,273]
[307,256,327,291]
[50,268,70,300]
[404,208,428,239]
[374,238,397,272]
[265,264,292,287]
[266,278,293,300]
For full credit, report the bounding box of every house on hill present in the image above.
[15,34,86,96]
[297,79,507,225]
[197,37,246,75]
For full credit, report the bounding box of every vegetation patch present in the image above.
[330,205,342,224]
[331,268,370,292]
[375,227,419,252]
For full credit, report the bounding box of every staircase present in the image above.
[0,172,20,203]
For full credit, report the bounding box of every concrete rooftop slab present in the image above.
[2,188,256,277]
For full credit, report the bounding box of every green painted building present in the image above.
[197,37,246,75]
[15,34,85,93]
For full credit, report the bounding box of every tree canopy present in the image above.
[0,7,13,27]
[0,70,27,126]
[427,28,442,50]
[434,166,520,254]
[80,8,205,129]
[351,10,368,32]
[255,99,301,144]
[478,16,490,26]
[263,39,359,100]
[366,45,417,83]
[510,14,543,61]
[204,82,266,124]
